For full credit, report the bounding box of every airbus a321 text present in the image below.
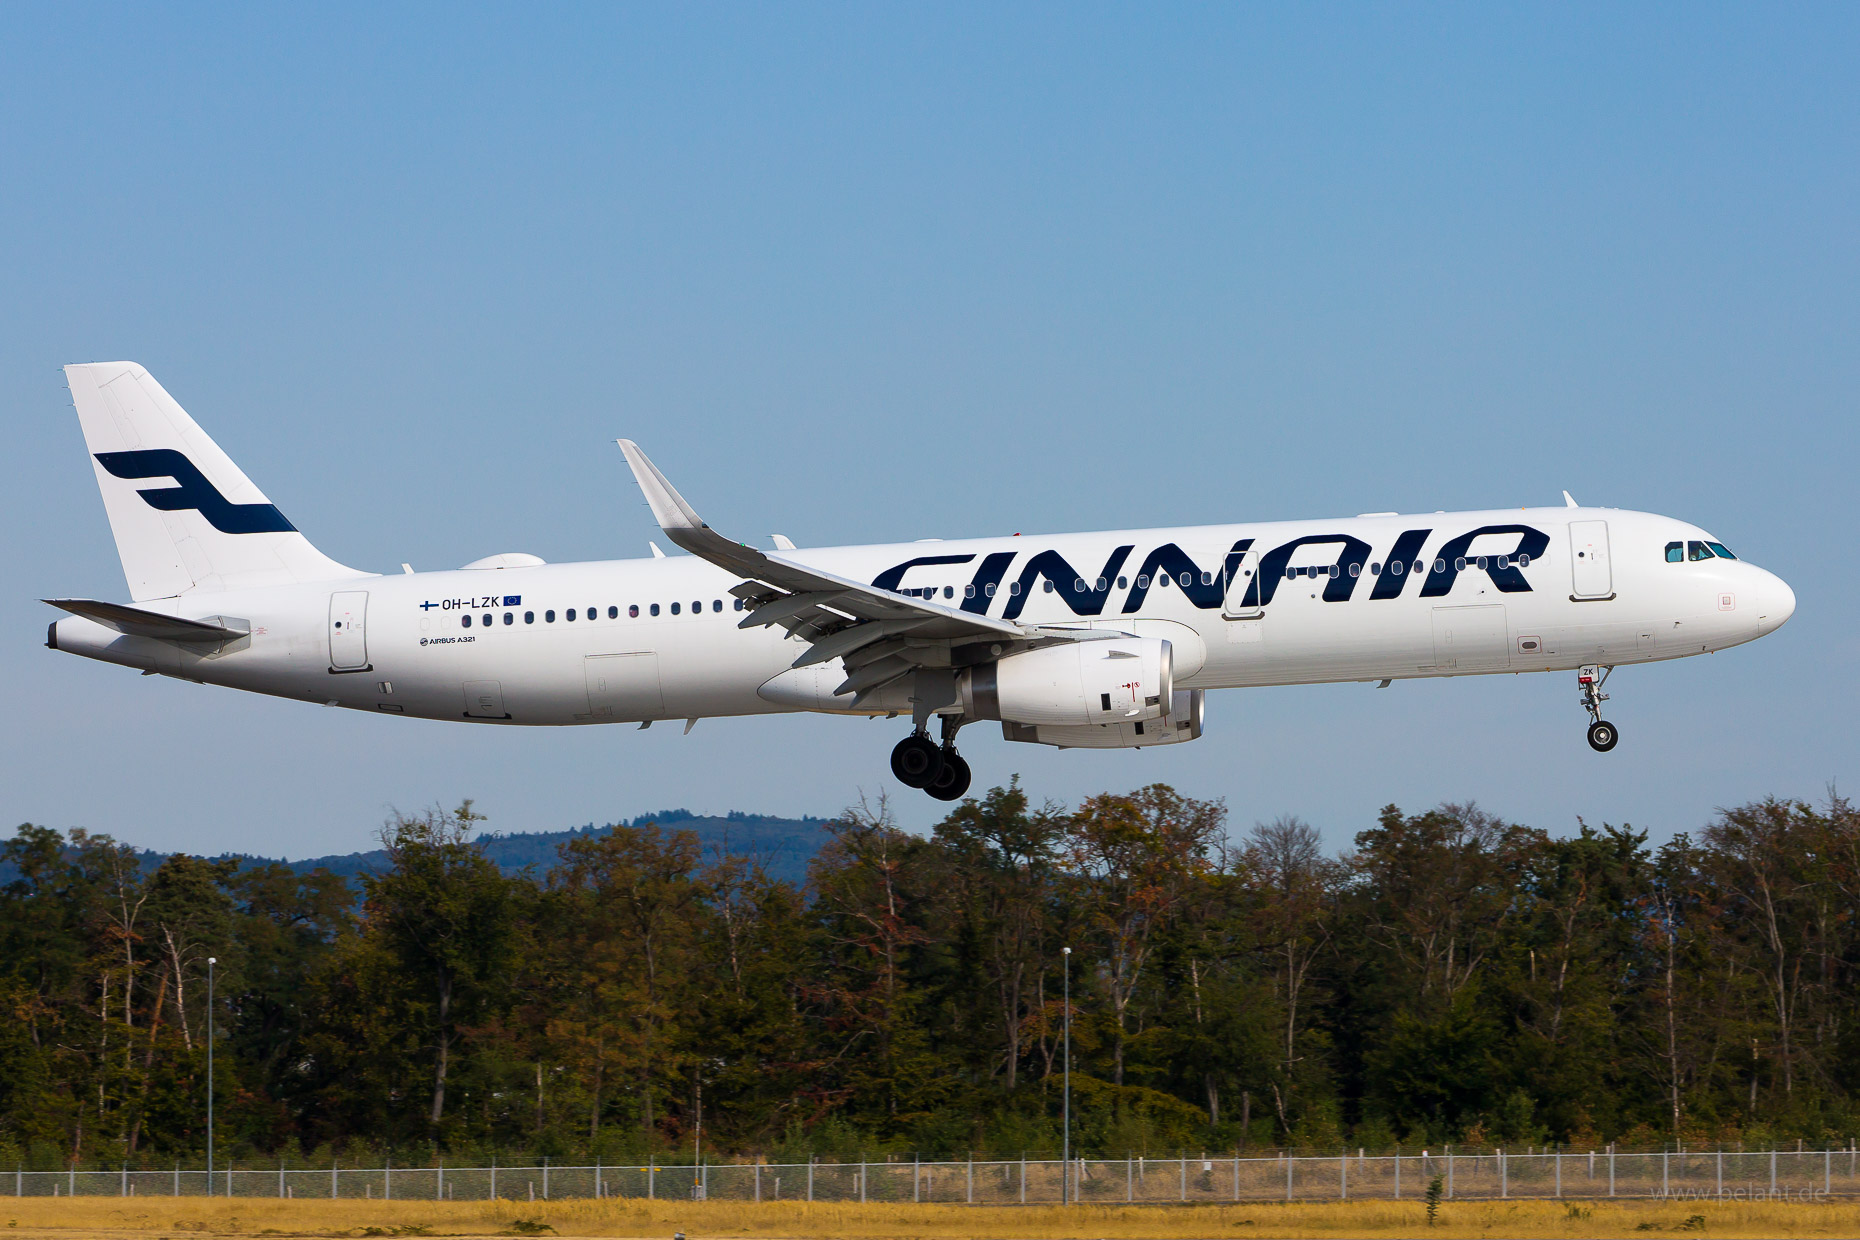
[47,363,1796,801]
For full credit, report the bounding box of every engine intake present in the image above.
[960,637,1173,726]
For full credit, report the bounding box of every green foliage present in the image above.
[1,787,1858,1165]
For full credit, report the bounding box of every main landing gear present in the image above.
[890,717,973,802]
[1578,665,1618,752]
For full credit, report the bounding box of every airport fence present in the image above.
[11,1147,1860,1204]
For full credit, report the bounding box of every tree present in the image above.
[365,801,517,1134]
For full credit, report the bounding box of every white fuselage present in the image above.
[50,505,1794,732]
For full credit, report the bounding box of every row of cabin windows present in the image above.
[927,554,1535,600]
[1666,540,1737,563]
[461,598,746,628]
[461,551,1549,628]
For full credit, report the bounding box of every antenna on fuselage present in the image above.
[1562,491,1579,508]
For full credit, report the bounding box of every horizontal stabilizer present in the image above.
[43,598,248,643]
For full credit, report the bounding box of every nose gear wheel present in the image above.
[1577,665,1619,752]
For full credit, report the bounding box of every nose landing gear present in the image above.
[889,716,974,801]
[1578,665,1618,752]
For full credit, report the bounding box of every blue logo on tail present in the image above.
[94,449,296,535]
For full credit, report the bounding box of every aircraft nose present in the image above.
[1757,569,1795,632]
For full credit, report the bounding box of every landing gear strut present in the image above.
[1578,665,1618,752]
[927,715,972,802]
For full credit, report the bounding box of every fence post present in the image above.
[648,1160,654,1201]
[1126,1154,1132,1203]
[914,1153,919,1203]
[1179,1154,1186,1201]
[1395,1149,1400,1199]
[175,1164,179,1198]
[1609,1146,1615,1197]
[1501,1148,1507,1199]
[122,1164,127,1197]
[1447,1147,1454,1199]
[489,1159,495,1202]
[1555,1151,1561,1198]
[385,1158,391,1202]
[1662,1149,1668,1198]
[1286,1153,1293,1202]
[1715,1149,1720,1198]
[1827,1149,1832,1197]
[754,1161,759,1204]
[1770,1149,1776,1197]
[1018,1154,1024,1204]
[806,1157,812,1203]
[967,1153,972,1204]
[862,1155,868,1204]
[542,1157,547,1201]
[1233,1153,1240,1202]
[69,1167,75,1198]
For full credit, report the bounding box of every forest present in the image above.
[2,782,1857,1168]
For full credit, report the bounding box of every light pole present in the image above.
[1062,945,1071,1206]
[206,956,216,1197]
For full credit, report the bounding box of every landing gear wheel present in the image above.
[1587,720,1618,753]
[926,751,972,802]
[890,734,945,788]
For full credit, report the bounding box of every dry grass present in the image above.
[1,1195,1859,1238]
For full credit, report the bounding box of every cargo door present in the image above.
[328,591,369,671]
[1431,605,1510,672]
[585,652,665,721]
[1569,521,1613,598]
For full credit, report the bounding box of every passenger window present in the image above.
[713,599,723,612]
[503,612,513,625]
[1435,559,1447,573]
[692,600,701,613]
[1179,572,1192,587]
[1518,554,1529,567]
[629,605,639,618]
[1043,580,1054,593]
[1349,563,1361,577]
[608,606,618,619]
[1707,542,1736,560]
[545,610,556,622]
[1689,541,1711,561]
[1009,581,1021,596]
[1328,565,1339,579]
[985,582,997,596]
[1201,572,1213,586]
[461,615,471,628]
[965,584,976,598]
[944,586,954,599]
[735,598,746,610]
[1094,577,1108,591]
[1389,561,1402,576]
[1117,576,1128,589]
[649,604,660,616]
[524,611,535,624]
[1666,542,1683,563]
[565,609,576,621]
[1369,562,1382,575]
[670,602,680,615]
[1137,574,1150,589]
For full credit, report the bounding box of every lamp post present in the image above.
[207,956,216,1197]
[1062,945,1071,1206]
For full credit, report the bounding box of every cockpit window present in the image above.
[1707,541,1736,560]
[1665,541,1683,563]
[1688,541,1713,561]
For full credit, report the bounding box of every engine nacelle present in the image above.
[1004,689,1205,749]
[961,637,1173,727]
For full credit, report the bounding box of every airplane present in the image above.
[46,361,1796,801]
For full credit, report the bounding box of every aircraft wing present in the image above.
[618,440,1089,705]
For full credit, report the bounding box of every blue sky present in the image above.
[4,4,1854,856]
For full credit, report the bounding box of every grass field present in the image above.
[2,1196,1859,1239]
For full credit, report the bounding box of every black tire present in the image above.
[926,751,972,802]
[1587,720,1619,753]
[890,734,945,788]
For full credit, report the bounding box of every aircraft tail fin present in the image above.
[63,362,370,601]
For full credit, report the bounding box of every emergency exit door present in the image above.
[328,591,369,671]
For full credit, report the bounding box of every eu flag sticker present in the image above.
[503,595,522,606]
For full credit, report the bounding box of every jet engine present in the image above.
[959,637,1173,726]
[1003,689,1204,749]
